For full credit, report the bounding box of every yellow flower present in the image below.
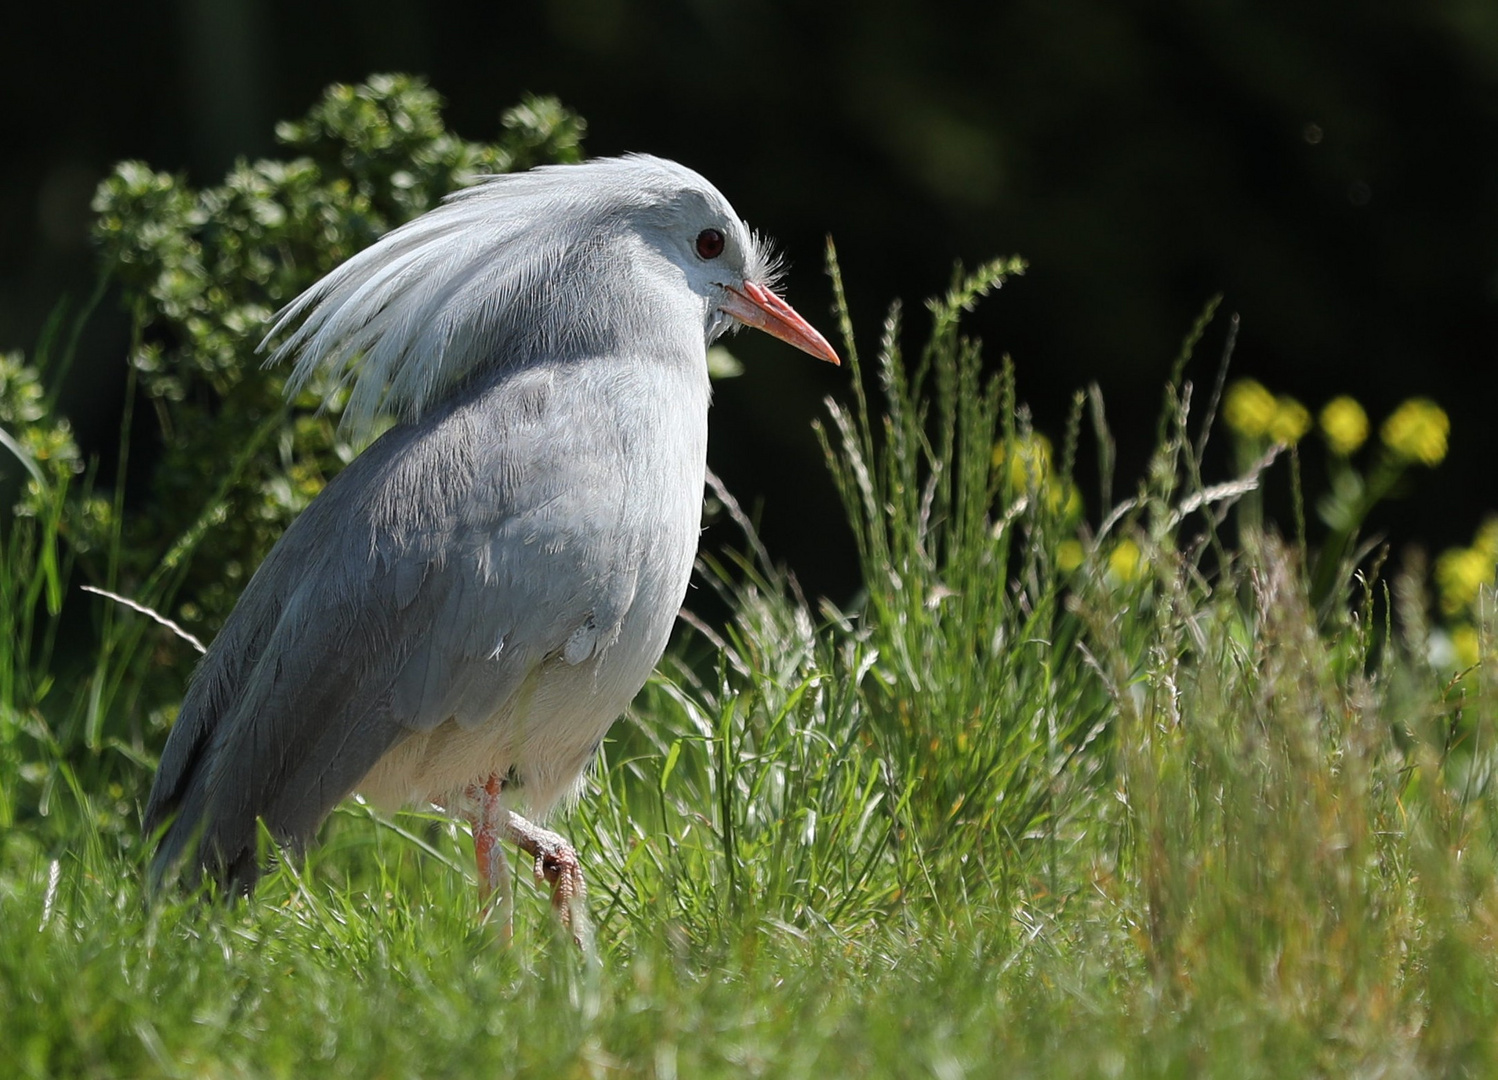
[1381,398,1449,466]
[1045,479,1083,521]
[1452,624,1481,669]
[1107,538,1142,583]
[1318,396,1368,455]
[1477,517,1498,560]
[1223,379,1277,438]
[993,434,1053,493]
[1267,396,1311,445]
[1435,546,1493,616]
[1057,539,1085,573]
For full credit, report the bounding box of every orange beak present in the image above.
[719,281,841,366]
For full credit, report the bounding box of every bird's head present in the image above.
[265,154,838,438]
[613,161,840,367]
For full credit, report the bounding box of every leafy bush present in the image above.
[0,76,586,842]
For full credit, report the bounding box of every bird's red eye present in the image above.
[696,228,725,259]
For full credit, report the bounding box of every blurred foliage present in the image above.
[0,351,84,519]
[90,74,586,651]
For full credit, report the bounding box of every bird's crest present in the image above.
[262,155,757,440]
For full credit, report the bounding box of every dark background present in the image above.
[5,0,1497,603]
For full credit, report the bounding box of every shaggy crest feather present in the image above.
[262,154,775,438]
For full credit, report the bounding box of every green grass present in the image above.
[4,254,1498,1078]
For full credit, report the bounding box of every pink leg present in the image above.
[461,773,590,949]
[464,775,514,942]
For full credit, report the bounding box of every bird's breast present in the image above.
[358,351,711,815]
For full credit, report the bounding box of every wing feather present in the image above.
[145,365,640,890]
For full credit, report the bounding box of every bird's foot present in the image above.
[501,811,591,950]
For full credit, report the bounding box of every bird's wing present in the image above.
[146,366,644,888]
[384,507,641,732]
[377,364,646,732]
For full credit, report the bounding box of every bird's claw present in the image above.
[529,839,588,947]
[496,814,588,949]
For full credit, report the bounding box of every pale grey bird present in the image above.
[143,154,839,936]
